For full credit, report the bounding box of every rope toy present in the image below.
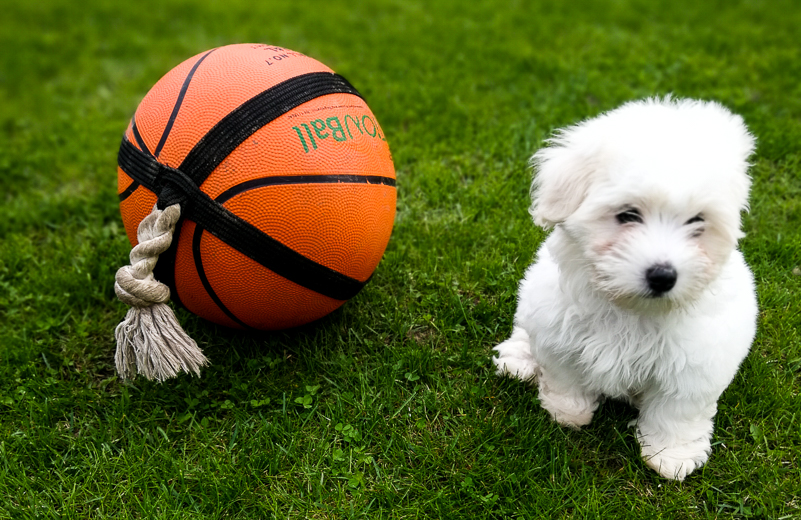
[114,204,207,382]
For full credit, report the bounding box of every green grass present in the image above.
[1,0,800,517]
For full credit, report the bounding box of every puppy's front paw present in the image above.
[492,327,538,381]
[638,432,711,481]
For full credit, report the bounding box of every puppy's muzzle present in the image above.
[646,264,677,295]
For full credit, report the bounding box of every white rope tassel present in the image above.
[114,204,208,382]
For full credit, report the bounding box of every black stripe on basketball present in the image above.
[118,137,159,190]
[191,175,395,326]
[178,72,362,188]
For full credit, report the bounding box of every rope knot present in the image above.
[155,164,193,210]
[114,204,180,307]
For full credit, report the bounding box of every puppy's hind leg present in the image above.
[492,326,539,382]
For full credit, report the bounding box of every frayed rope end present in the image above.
[115,303,208,382]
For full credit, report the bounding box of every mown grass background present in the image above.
[1,0,800,518]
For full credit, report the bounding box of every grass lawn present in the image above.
[1,0,800,517]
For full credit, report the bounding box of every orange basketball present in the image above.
[117,44,396,330]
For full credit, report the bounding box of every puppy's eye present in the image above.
[685,214,704,225]
[616,209,643,224]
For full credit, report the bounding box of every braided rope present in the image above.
[114,204,208,382]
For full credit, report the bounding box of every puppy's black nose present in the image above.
[646,264,677,294]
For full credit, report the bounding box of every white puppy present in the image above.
[492,97,757,480]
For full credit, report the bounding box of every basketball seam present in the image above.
[131,119,152,156]
[191,225,253,330]
[118,119,151,202]
[153,48,217,159]
[118,178,140,201]
[215,174,397,204]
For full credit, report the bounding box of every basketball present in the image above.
[116,44,396,331]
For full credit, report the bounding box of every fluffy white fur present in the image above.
[492,97,758,480]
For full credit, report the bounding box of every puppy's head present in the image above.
[531,97,754,310]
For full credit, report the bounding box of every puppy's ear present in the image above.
[529,136,599,229]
